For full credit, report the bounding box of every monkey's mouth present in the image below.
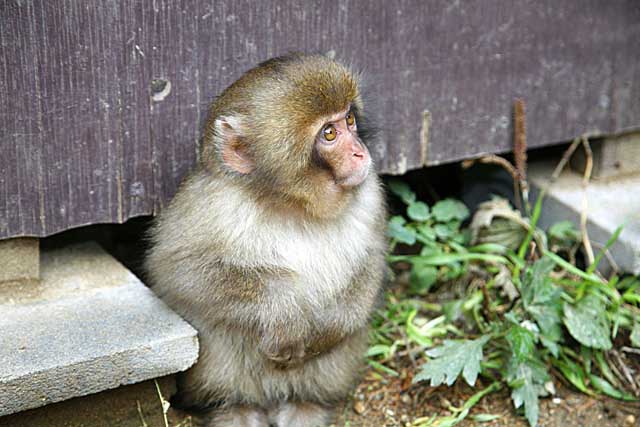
[336,158,371,189]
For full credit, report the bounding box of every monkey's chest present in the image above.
[265,230,369,299]
[286,245,360,290]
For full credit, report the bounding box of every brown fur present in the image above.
[145,53,386,427]
[201,53,364,219]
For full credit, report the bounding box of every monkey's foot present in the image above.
[207,405,269,427]
[269,402,334,427]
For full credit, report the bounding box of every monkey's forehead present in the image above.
[249,54,361,119]
[210,54,363,140]
[282,57,360,116]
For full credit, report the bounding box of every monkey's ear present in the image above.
[215,116,255,174]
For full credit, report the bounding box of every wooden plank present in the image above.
[146,0,203,210]
[1,0,639,239]
[572,132,640,180]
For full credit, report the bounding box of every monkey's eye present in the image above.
[346,111,356,127]
[323,125,337,142]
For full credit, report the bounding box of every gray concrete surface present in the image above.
[0,242,199,416]
[530,162,640,275]
[0,238,39,283]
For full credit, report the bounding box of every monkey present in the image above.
[145,53,386,427]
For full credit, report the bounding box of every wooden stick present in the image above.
[579,136,595,266]
[514,99,529,212]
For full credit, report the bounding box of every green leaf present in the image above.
[413,336,490,387]
[511,380,539,427]
[419,245,440,257]
[508,358,548,427]
[553,358,592,395]
[469,243,510,254]
[432,199,470,222]
[517,192,544,261]
[548,220,580,242]
[443,300,464,322]
[407,201,430,221]
[471,414,501,422]
[410,264,438,294]
[416,223,437,242]
[539,336,560,358]
[594,351,619,388]
[521,259,563,352]
[442,262,464,280]
[390,215,406,225]
[451,231,468,244]
[520,258,554,305]
[631,321,640,347]
[415,252,510,266]
[588,224,624,274]
[435,223,456,239]
[388,216,417,245]
[387,180,416,205]
[390,250,511,266]
[368,360,399,377]
[419,382,501,427]
[589,374,635,400]
[506,325,536,363]
[544,250,604,284]
[563,294,613,350]
[406,310,442,347]
[366,344,393,358]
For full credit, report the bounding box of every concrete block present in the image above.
[572,132,640,180]
[530,162,640,275]
[0,242,199,417]
[0,376,176,427]
[0,238,39,283]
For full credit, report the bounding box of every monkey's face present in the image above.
[206,54,375,218]
[312,108,371,190]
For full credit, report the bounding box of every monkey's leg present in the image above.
[269,402,334,427]
[206,405,269,427]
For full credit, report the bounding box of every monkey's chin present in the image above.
[337,162,371,189]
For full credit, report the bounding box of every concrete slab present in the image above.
[0,242,198,417]
[0,238,39,283]
[530,162,640,275]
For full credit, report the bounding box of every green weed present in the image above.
[370,182,640,427]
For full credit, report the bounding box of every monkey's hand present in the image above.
[305,327,345,359]
[259,334,307,370]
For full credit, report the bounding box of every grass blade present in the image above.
[587,224,624,274]
[543,250,603,284]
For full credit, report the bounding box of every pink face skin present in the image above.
[314,108,371,189]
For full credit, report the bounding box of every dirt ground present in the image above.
[334,367,640,427]
[167,365,639,427]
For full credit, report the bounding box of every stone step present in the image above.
[529,161,640,275]
[0,242,199,417]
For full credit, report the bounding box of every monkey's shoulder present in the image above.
[151,172,385,285]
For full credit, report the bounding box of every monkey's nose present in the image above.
[353,151,364,158]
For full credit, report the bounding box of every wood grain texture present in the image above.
[1,0,639,238]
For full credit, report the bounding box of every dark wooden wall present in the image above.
[1,0,639,239]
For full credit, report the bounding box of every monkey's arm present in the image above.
[160,260,314,369]
[306,249,385,357]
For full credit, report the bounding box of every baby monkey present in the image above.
[146,53,386,427]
